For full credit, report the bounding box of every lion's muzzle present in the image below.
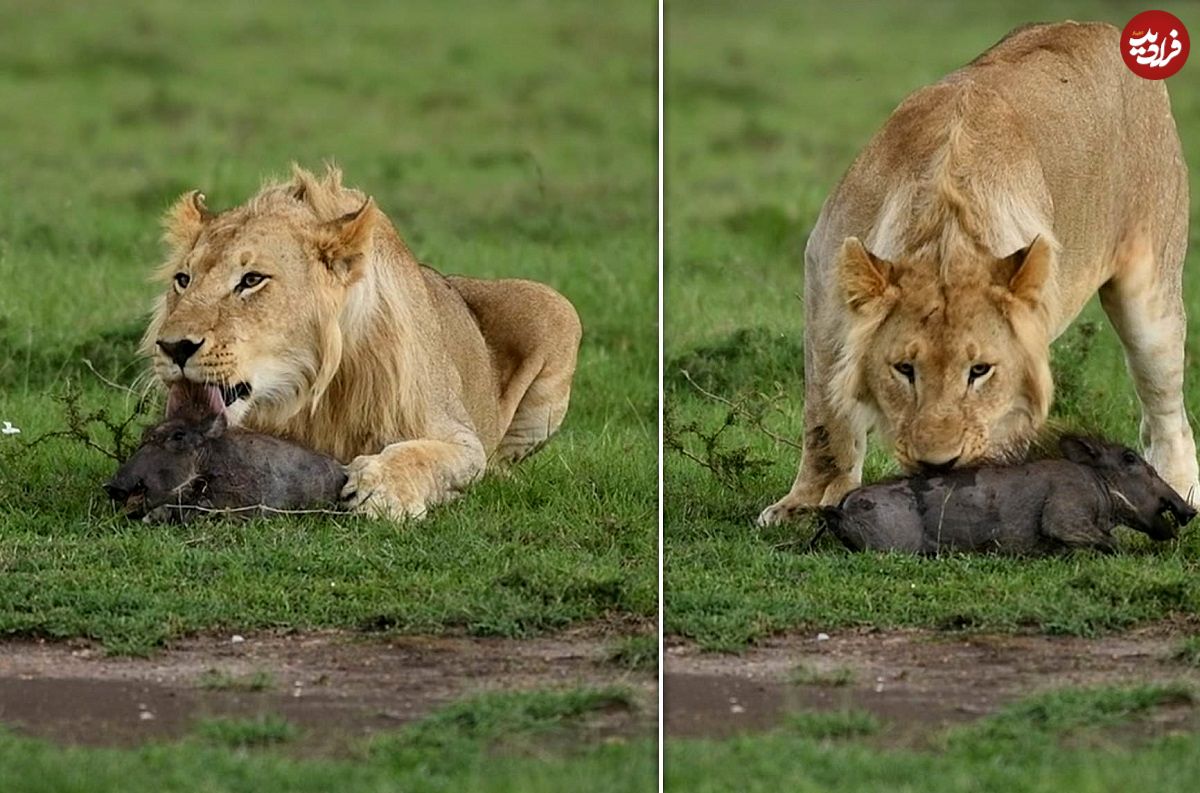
[157,337,205,369]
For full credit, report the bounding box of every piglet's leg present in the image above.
[1038,497,1115,553]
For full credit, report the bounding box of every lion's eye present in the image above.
[236,272,268,292]
[174,273,190,290]
[969,363,993,382]
[893,362,915,382]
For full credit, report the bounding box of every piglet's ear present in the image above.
[316,197,376,282]
[163,190,214,251]
[1059,436,1101,465]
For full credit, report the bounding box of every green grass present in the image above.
[197,669,275,692]
[605,634,660,671]
[783,709,880,740]
[0,0,655,656]
[0,687,653,793]
[667,684,1198,792]
[195,714,298,748]
[664,0,1200,649]
[944,683,1193,751]
[1172,635,1200,667]
[369,686,636,771]
[789,663,855,687]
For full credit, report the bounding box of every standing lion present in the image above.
[761,21,1199,525]
[144,164,581,520]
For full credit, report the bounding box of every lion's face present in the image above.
[146,186,375,425]
[834,236,1053,471]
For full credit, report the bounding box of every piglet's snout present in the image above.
[102,475,147,516]
[1166,496,1197,527]
[103,479,142,503]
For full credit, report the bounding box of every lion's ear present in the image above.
[316,197,376,280]
[1008,236,1053,306]
[162,190,213,250]
[838,237,896,312]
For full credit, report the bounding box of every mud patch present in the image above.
[0,629,656,755]
[665,625,1200,745]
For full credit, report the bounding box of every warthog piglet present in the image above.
[819,437,1196,555]
[104,382,346,522]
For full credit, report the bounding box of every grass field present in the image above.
[668,683,1200,793]
[666,0,1200,787]
[665,0,1200,648]
[0,686,655,793]
[0,0,655,788]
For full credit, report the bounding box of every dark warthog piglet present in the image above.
[104,383,346,523]
[819,437,1196,555]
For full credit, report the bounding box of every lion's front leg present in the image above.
[758,384,865,526]
[341,437,486,521]
[758,417,864,525]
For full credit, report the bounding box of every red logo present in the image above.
[1121,10,1189,79]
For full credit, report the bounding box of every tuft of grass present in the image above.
[371,687,636,773]
[1172,636,1200,667]
[946,683,1195,752]
[789,663,855,687]
[195,714,298,748]
[784,709,879,739]
[197,669,276,692]
[605,634,659,671]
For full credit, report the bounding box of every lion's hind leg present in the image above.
[1099,218,1200,503]
[494,353,576,466]
[451,277,582,468]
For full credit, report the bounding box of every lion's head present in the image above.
[143,166,380,432]
[830,235,1054,471]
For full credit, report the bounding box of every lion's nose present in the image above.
[157,338,204,368]
[917,455,961,474]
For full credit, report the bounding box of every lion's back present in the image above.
[810,20,1184,280]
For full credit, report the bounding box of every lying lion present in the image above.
[761,21,1199,525]
[143,164,581,520]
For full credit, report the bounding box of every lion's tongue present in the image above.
[200,383,226,415]
[166,381,225,419]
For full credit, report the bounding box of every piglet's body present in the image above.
[822,438,1195,556]
[105,383,346,523]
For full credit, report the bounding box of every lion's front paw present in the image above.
[757,496,806,527]
[757,477,858,526]
[341,455,429,521]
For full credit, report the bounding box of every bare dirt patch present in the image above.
[665,623,1200,745]
[0,629,656,755]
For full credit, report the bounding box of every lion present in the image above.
[143,164,582,520]
[760,21,1199,525]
